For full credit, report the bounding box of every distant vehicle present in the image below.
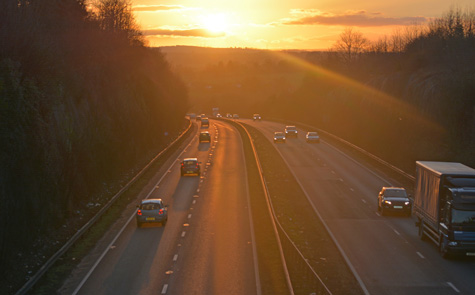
[136,199,168,227]
[233,114,239,119]
[253,114,262,121]
[187,113,196,120]
[377,187,412,216]
[216,113,222,118]
[181,158,201,176]
[414,161,475,258]
[306,131,320,143]
[199,131,211,143]
[274,132,286,143]
[201,117,209,128]
[196,114,202,121]
[285,126,298,137]
[226,113,232,118]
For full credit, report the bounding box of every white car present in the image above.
[306,132,320,143]
[274,132,286,143]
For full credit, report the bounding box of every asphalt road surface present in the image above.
[246,119,475,295]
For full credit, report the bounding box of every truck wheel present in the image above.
[439,236,450,259]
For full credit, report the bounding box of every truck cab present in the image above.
[438,187,475,257]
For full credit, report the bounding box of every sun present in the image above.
[201,13,229,33]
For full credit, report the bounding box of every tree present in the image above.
[91,0,143,45]
[333,27,368,64]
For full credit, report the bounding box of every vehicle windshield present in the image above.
[451,209,475,225]
[308,132,317,136]
[385,189,407,197]
[286,126,296,130]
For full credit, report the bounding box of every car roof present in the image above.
[140,198,163,204]
[275,131,284,134]
[286,125,296,128]
[200,131,210,134]
[307,131,318,134]
[183,157,198,161]
[383,187,406,191]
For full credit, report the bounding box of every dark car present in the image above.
[199,131,211,143]
[378,187,412,216]
[181,158,201,176]
[285,125,298,138]
[136,199,168,227]
[253,113,262,121]
[274,132,286,143]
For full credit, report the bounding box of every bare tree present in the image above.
[90,0,143,45]
[333,27,368,64]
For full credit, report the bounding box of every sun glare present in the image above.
[201,13,229,33]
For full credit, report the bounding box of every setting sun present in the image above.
[201,13,229,33]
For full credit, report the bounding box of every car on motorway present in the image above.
[226,113,232,118]
[201,117,209,128]
[274,132,286,143]
[285,125,298,138]
[136,199,168,227]
[253,113,262,121]
[233,114,240,119]
[306,131,320,143]
[378,187,412,216]
[216,113,222,118]
[199,131,211,143]
[181,158,201,176]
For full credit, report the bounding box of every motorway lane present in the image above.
[245,119,475,295]
[166,120,259,295]
[64,120,259,295]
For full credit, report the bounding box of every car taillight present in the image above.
[137,209,142,216]
[181,163,184,167]
[159,209,164,215]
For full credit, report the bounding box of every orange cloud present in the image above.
[282,10,427,27]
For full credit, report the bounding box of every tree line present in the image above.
[0,0,188,291]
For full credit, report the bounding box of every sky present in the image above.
[132,0,473,50]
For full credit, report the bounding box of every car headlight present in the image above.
[384,200,391,205]
[405,201,410,205]
[448,241,458,246]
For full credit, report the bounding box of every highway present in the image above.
[59,117,475,295]
[60,120,260,295]
[245,119,475,295]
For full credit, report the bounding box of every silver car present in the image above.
[136,199,168,227]
[306,131,320,143]
[274,132,286,143]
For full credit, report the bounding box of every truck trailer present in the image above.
[414,161,475,258]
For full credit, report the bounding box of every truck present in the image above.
[414,161,475,258]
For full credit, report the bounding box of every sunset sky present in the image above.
[132,0,472,49]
